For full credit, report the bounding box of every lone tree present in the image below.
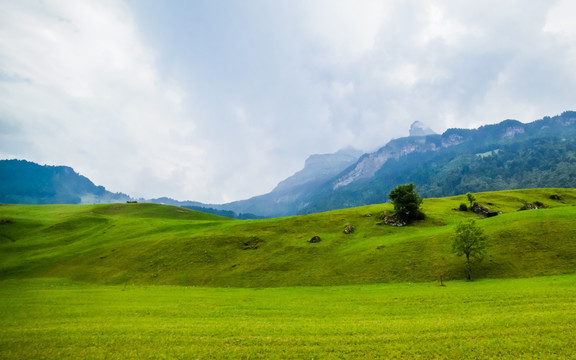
[466,192,476,208]
[388,183,424,223]
[452,219,487,281]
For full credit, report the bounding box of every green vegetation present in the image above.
[301,112,576,214]
[1,188,576,358]
[1,188,576,287]
[452,220,488,281]
[0,159,130,204]
[1,275,575,359]
[466,192,476,208]
[388,183,424,223]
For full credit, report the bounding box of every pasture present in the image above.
[1,188,576,358]
[1,275,575,359]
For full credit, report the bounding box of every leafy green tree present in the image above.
[452,220,487,281]
[388,183,424,223]
[466,192,476,208]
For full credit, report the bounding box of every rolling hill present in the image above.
[0,159,131,204]
[1,188,575,287]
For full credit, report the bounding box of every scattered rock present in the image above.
[471,202,498,217]
[343,225,355,234]
[519,201,548,211]
[379,213,407,227]
[0,219,14,225]
[549,194,561,200]
[309,235,322,243]
[364,214,372,217]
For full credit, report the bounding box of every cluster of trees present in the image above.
[388,184,487,281]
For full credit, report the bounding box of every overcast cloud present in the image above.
[1,0,575,203]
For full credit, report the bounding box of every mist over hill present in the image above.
[203,111,576,217]
[0,160,130,205]
[300,111,576,214]
[1,111,575,216]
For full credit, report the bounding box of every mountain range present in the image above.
[1,111,575,217]
[197,111,576,216]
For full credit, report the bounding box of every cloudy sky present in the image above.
[1,0,575,203]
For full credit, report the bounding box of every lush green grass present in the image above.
[1,188,576,287]
[1,189,575,358]
[1,275,575,359]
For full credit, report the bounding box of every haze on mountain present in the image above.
[3,112,575,218]
[409,121,437,137]
[1,1,576,203]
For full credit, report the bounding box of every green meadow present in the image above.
[1,188,576,358]
[1,276,576,359]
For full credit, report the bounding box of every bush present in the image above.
[388,183,425,223]
[459,203,468,211]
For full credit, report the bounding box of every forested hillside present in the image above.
[0,160,130,204]
[300,112,576,214]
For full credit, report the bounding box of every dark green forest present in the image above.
[0,160,129,204]
[300,112,576,214]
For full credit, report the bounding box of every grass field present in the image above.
[1,189,576,358]
[1,275,575,359]
[1,188,576,287]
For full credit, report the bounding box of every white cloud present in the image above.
[0,0,210,200]
[543,0,576,38]
[296,0,388,66]
[2,0,576,204]
[419,4,481,46]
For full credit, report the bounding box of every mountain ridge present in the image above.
[1,111,575,217]
[299,112,576,214]
[0,159,130,205]
[205,111,576,216]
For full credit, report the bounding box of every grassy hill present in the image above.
[1,188,576,287]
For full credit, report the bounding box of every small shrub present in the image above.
[459,203,468,211]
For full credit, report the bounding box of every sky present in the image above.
[1,0,575,204]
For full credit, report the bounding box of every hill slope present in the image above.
[1,188,575,287]
[0,159,131,204]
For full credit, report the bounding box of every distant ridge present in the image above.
[0,159,130,205]
[196,111,576,217]
[2,112,576,217]
[300,111,576,214]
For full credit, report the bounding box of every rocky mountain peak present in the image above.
[409,121,437,137]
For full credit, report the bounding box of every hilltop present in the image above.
[0,159,131,205]
[1,188,575,287]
